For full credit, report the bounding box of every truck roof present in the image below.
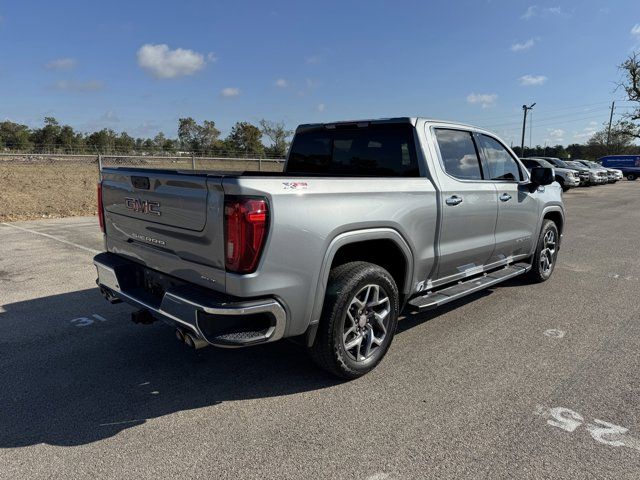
[296,117,479,132]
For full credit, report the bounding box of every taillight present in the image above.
[224,197,269,273]
[97,181,105,233]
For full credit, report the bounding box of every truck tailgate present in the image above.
[101,168,226,291]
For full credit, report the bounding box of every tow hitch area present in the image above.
[131,309,156,325]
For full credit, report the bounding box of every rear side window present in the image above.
[522,159,538,169]
[434,129,483,180]
[477,135,522,181]
[286,124,419,177]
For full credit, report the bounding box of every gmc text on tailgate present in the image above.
[94,118,564,379]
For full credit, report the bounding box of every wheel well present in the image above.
[544,211,564,235]
[330,239,408,295]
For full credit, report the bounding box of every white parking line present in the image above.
[0,222,100,254]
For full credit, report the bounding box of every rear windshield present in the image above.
[286,124,420,177]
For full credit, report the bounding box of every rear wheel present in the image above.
[628,173,637,181]
[308,261,399,379]
[527,220,559,283]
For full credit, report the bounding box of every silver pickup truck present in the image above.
[95,118,564,378]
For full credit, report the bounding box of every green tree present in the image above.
[587,121,636,157]
[259,119,293,157]
[31,117,62,152]
[198,120,221,153]
[226,121,265,156]
[178,117,200,151]
[86,129,117,153]
[0,121,33,150]
[114,132,136,152]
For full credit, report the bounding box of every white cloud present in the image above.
[100,110,119,123]
[274,78,288,88]
[573,123,599,140]
[521,6,537,20]
[131,121,161,136]
[510,38,536,52]
[53,80,104,92]
[519,74,547,86]
[548,128,565,142]
[137,44,210,79]
[46,58,76,70]
[631,24,640,38]
[466,92,498,108]
[305,54,323,64]
[316,103,325,112]
[306,78,321,88]
[521,5,570,20]
[220,87,240,97]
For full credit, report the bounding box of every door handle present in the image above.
[445,195,463,206]
[499,193,512,202]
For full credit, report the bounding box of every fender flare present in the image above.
[305,228,414,345]
[534,205,565,253]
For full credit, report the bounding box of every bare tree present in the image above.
[618,52,640,138]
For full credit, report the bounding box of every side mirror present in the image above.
[530,167,554,189]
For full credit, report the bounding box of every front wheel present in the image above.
[527,220,559,283]
[628,173,637,181]
[308,261,399,379]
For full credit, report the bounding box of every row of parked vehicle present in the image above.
[520,156,628,192]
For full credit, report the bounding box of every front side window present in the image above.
[478,135,522,181]
[434,129,483,180]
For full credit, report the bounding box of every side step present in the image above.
[408,262,531,311]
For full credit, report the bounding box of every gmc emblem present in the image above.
[124,197,161,216]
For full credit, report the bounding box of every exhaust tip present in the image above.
[183,332,209,350]
[175,328,185,343]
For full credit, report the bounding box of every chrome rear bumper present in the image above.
[94,252,287,347]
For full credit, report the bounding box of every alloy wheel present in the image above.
[342,284,390,362]
[539,229,557,276]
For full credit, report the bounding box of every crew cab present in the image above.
[94,118,564,378]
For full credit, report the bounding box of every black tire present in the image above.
[527,220,559,283]
[627,174,637,181]
[308,261,399,379]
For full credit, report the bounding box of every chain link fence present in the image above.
[0,152,285,222]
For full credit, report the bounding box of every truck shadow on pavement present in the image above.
[0,288,345,448]
[0,285,499,448]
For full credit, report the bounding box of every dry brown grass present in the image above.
[0,163,99,221]
[0,158,283,222]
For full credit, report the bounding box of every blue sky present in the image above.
[1,0,639,146]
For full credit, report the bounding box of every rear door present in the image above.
[476,134,538,261]
[431,128,498,282]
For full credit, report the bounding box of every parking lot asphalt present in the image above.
[1,181,640,480]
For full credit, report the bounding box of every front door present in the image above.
[475,133,538,261]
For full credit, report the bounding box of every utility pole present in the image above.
[521,103,536,156]
[529,110,533,149]
[606,101,615,146]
